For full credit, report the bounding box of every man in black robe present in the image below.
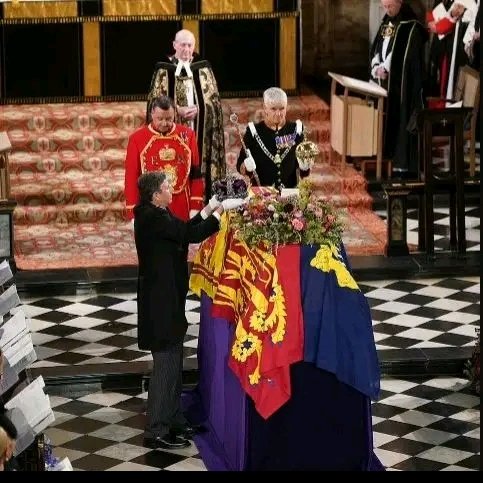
[370,0,428,177]
[236,87,312,190]
[147,29,226,202]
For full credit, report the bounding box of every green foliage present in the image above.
[231,180,344,248]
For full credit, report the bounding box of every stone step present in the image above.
[13,219,138,270]
[11,180,372,227]
[8,148,127,174]
[310,163,368,193]
[13,201,127,225]
[6,126,133,153]
[11,165,370,225]
[11,169,125,206]
[1,96,329,131]
[310,191,374,210]
[8,120,331,174]
[6,118,329,157]
[0,101,146,132]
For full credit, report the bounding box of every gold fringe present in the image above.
[83,22,101,97]
[0,95,149,105]
[202,0,272,14]
[0,11,298,25]
[4,1,77,19]
[279,16,297,91]
[102,0,177,16]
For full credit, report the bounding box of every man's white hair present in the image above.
[263,87,287,106]
[174,29,195,44]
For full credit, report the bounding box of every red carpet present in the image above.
[1,95,387,270]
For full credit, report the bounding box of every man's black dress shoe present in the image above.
[143,434,191,450]
[173,423,206,438]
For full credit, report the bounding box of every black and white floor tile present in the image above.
[43,376,479,471]
[361,276,479,350]
[375,205,480,252]
[14,275,478,369]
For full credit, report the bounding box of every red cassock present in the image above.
[426,11,457,36]
[124,123,204,221]
[426,11,457,100]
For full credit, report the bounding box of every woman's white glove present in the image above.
[221,197,247,211]
[189,209,199,219]
[243,149,257,173]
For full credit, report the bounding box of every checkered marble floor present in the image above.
[13,275,478,369]
[44,376,479,471]
[360,276,479,350]
[375,206,480,252]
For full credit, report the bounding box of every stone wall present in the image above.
[302,0,433,80]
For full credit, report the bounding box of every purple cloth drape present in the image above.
[245,361,385,470]
[183,293,247,471]
[186,293,385,471]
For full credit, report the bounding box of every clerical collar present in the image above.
[174,59,193,78]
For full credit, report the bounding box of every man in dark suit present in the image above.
[134,171,245,450]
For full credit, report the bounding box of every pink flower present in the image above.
[291,218,305,231]
[324,214,336,230]
[293,210,304,218]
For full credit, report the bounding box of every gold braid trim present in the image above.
[0,11,299,25]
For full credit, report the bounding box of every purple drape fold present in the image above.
[183,293,246,471]
[187,287,385,470]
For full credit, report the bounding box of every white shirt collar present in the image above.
[175,60,193,78]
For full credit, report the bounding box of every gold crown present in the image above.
[159,147,176,161]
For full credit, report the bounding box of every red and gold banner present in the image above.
[191,229,304,419]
